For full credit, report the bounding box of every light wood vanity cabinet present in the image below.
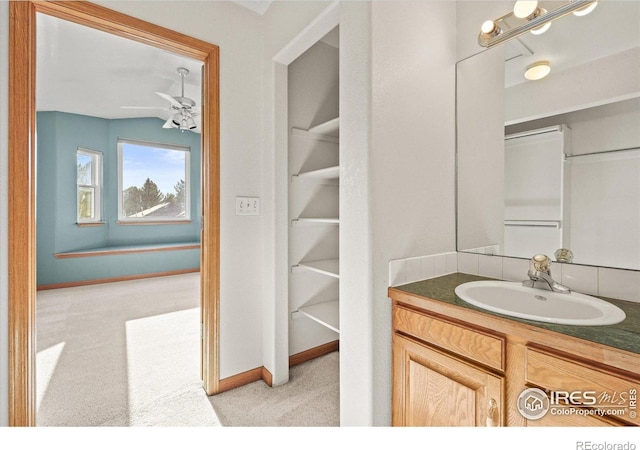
[390,287,640,427]
[393,333,504,426]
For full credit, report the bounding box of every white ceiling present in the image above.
[232,1,273,15]
[36,13,203,131]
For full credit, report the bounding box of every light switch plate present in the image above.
[236,197,260,215]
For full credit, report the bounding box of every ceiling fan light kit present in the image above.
[122,66,199,132]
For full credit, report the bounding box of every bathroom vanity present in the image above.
[389,273,640,427]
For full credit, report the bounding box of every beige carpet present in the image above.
[36,272,339,427]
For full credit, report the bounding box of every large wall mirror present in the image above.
[456,0,640,271]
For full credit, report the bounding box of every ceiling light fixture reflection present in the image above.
[524,61,551,81]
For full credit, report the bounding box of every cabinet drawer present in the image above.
[393,306,504,371]
[526,346,639,425]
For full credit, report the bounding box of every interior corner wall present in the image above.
[36,112,201,287]
[0,0,10,427]
[369,0,457,425]
[339,0,374,426]
[340,0,458,427]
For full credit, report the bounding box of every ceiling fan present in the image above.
[121,67,199,132]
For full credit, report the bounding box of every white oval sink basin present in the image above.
[454,281,626,326]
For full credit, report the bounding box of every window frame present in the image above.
[76,147,103,224]
[117,138,191,224]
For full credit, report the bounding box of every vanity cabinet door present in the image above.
[393,334,504,427]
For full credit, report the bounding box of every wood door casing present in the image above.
[8,1,220,426]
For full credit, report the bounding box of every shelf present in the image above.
[309,117,339,136]
[292,217,339,226]
[292,258,340,279]
[297,300,339,333]
[292,165,340,182]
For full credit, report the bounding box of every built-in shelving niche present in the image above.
[290,116,340,334]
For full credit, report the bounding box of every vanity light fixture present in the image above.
[478,0,597,48]
[524,61,551,80]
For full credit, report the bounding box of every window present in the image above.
[77,148,102,223]
[117,139,190,222]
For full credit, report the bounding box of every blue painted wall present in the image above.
[36,111,201,286]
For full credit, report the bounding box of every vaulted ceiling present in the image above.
[35,1,638,129]
[36,13,204,131]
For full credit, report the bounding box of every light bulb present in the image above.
[573,1,597,16]
[530,21,551,35]
[513,0,539,19]
[481,20,497,34]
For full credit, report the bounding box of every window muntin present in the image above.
[117,139,190,222]
[77,148,102,223]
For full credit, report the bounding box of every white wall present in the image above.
[93,1,266,380]
[339,0,374,425]
[340,1,457,426]
[1,0,9,427]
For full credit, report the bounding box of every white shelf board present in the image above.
[298,300,339,333]
[292,165,340,182]
[292,217,339,226]
[291,128,339,144]
[309,117,339,136]
[292,259,340,278]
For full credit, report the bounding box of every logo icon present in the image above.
[517,387,550,420]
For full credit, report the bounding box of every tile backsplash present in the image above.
[389,251,640,303]
[388,251,458,287]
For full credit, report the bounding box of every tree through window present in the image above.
[118,139,190,221]
[77,148,102,223]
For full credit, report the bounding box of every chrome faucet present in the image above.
[522,254,571,294]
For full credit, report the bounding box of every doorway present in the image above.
[8,1,220,426]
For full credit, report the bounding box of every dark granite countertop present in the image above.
[391,273,640,355]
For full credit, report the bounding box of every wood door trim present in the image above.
[8,1,220,426]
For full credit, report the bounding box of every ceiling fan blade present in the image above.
[155,91,183,108]
[162,117,175,129]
